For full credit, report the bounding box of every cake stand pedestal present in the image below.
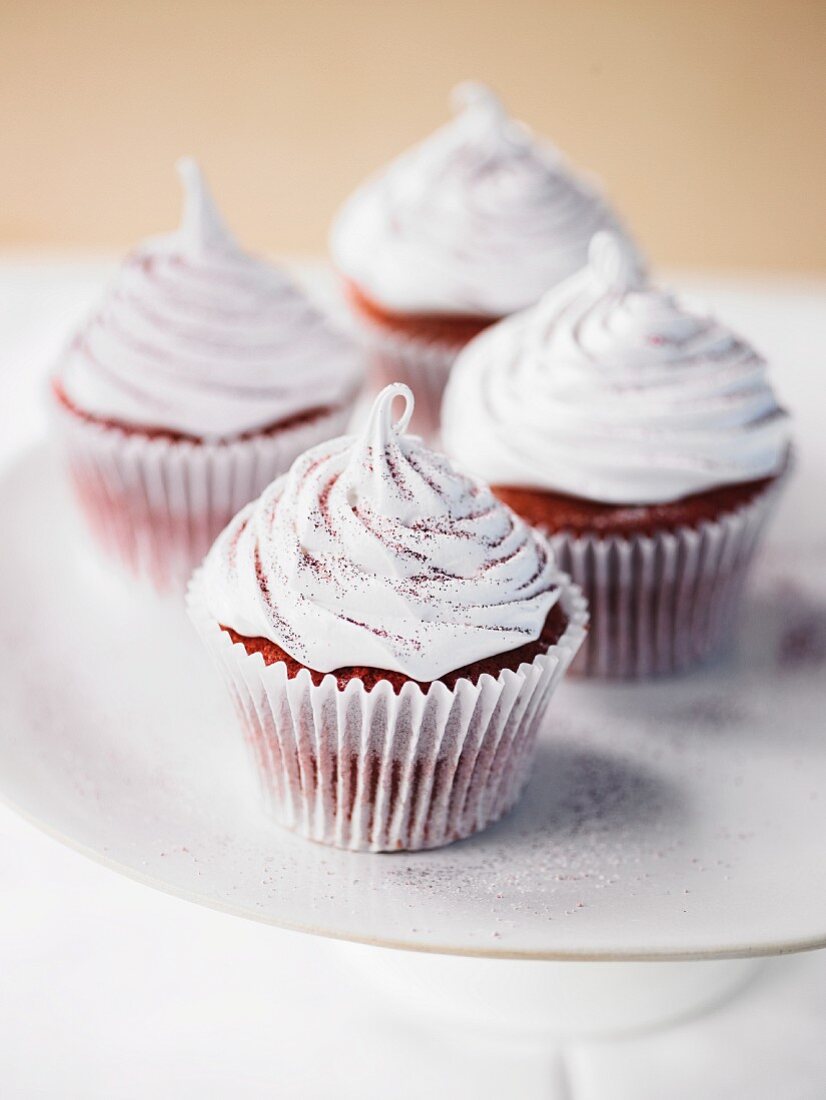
[1,446,825,1096]
[340,947,761,1039]
[334,948,766,1098]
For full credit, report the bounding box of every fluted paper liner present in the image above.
[52,396,355,593]
[187,572,587,852]
[369,327,460,432]
[347,315,470,438]
[547,478,784,679]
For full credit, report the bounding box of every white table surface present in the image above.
[2,255,826,1099]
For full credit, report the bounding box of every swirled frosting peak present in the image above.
[201,384,564,681]
[442,232,791,504]
[330,82,637,317]
[175,156,238,256]
[57,159,360,441]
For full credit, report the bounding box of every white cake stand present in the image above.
[1,437,825,1088]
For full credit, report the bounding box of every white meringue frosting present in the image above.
[58,159,361,441]
[201,384,564,681]
[330,82,636,318]
[442,233,791,505]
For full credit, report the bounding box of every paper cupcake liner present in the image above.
[546,479,784,679]
[52,396,355,593]
[354,323,465,439]
[187,572,587,852]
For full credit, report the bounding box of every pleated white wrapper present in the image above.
[52,396,355,593]
[355,322,471,438]
[187,571,588,852]
[546,478,785,679]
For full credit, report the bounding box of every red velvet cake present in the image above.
[442,233,792,678]
[330,83,637,433]
[189,384,587,851]
[51,159,360,592]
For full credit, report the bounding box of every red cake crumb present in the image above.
[345,280,498,348]
[222,601,570,694]
[492,477,777,538]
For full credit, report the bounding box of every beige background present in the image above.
[1,0,824,271]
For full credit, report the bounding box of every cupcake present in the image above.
[442,233,792,679]
[188,384,587,851]
[330,82,637,431]
[52,159,362,592]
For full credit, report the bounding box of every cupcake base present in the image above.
[52,388,356,593]
[494,478,784,679]
[187,573,587,851]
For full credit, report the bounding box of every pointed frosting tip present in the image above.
[175,155,201,192]
[451,81,506,120]
[589,231,644,293]
[175,156,236,254]
[365,383,415,439]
